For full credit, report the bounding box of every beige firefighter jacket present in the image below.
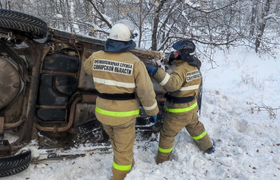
[153,60,201,113]
[84,50,159,126]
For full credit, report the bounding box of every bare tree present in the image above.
[87,0,112,28]
[151,0,167,50]
[1,0,279,55]
[249,0,258,37]
[255,0,272,52]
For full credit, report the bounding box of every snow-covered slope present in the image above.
[5,47,280,180]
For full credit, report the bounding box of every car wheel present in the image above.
[0,149,31,177]
[0,9,48,39]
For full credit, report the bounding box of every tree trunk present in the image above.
[249,0,257,37]
[255,0,272,52]
[151,0,167,51]
[138,0,143,48]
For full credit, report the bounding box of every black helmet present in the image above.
[172,40,195,62]
[172,40,195,51]
[171,40,201,69]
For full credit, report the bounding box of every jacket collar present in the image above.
[104,39,136,53]
[173,59,184,66]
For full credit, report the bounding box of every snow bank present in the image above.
[5,47,280,180]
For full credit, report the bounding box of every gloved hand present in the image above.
[151,115,157,123]
[146,66,158,76]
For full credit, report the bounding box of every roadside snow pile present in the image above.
[5,47,280,180]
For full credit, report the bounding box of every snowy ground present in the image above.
[5,47,280,180]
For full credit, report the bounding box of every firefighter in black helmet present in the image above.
[146,40,215,164]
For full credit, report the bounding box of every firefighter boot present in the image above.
[204,140,216,154]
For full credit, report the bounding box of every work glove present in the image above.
[146,66,158,76]
[151,115,157,123]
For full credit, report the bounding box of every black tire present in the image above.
[0,149,31,177]
[0,9,48,38]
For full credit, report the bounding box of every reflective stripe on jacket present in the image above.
[83,50,159,125]
[153,60,201,112]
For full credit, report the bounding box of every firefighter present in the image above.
[83,19,159,180]
[146,40,215,164]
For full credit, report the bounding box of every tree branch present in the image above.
[87,0,112,28]
[183,0,239,14]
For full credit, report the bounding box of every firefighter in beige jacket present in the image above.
[146,40,215,164]
[84,20,159,180]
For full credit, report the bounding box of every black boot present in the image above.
[204,140,216,154]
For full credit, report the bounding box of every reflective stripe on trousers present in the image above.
[95,107,140,117]
[165,102,197,113]
[113,161,132,171]
[191,130,207,140]
[158,146,173,153]
[160,102,205,152]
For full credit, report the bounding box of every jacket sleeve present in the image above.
[83,56,93,75]
[134,61,159,116]
[153,67,186,92]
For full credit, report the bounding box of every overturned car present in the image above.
[0,9,167,177]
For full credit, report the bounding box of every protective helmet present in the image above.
[109,19,136,41]
[172,40,195,54]
[172,40,196,62]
